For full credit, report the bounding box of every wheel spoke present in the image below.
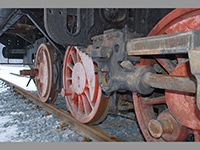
[39,82,43,90]
[81,95,91,115]
[68,84,76,99]
[71,99,78,109]
[84,90,94,108]
[70,51,77,64]
[67,77,72,81]
[78,96,84,115]
[85,82,90,89]
[142,96,166,105]
[77,52,80,62]
[67,63,73,70]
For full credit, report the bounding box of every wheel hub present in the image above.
[72,62,86,95]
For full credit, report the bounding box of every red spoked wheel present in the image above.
[35,43,58,103]
[133,8,200,142]
[62,46,109,124]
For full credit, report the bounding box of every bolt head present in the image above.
[148,119,163,139]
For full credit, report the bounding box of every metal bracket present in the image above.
[26,76,35,87]
[20,9,65,57]
[188,48,200,110]
[0,9,23,37]
[43,9,127,48]
[127,29,200,56]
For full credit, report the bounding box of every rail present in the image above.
[0,77,121,142]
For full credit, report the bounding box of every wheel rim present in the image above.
[63,46,109,123]
[133,8,200,142]
[35,44,58,103]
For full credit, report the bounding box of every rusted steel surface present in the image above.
[165,62,200,131]
[0,77,121,142]
[127,29,200,56]
[156,111,189,141]
[143,72,196,93]
[148,119,173,139]
[20,68,38,76]
[189,48,200,110]
[142,97,166,106]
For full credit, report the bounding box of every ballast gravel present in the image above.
[0,78,144,142]
[0,80,83,142]
[31,87,145,142]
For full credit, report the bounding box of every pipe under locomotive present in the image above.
[0,8,200,142]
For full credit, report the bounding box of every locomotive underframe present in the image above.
[84,29,200,109]
[0,8,200,141]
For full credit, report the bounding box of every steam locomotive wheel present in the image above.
[35,43,58,103]
[133,8,200,142]
[62,46,109,124]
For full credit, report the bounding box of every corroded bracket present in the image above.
[188,48,200,110]
[20,68,38,76]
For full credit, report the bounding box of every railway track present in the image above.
[0,77,124,142]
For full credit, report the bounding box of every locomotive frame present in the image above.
[0,8,200,142]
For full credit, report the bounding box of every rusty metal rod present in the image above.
[143,72,196,93]
[20,68,38,76]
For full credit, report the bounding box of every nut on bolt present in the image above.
[148,119,173,139]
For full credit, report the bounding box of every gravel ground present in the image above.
[0,80,83,142]
[52,92,145,141]
[96,114,145,142]
[54,93,144,141]
[0,80,145,142]
[34,90,145,142]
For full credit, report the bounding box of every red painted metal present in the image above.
[133,8,200,141]
[148,111,188,141]
[35,44,52,102]
[35,44,57,103]
[149,8,200,36]
[63,46,109,123]
[156,111,189,141]
[165,62,200,130]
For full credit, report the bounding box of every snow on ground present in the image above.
[0,65,36,142]
[0,65,37,91]
[0,66,83,142]
[0,116,18,142]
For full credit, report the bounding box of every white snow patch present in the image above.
[10,112,24,115]
[0,88,7,94]
[0,116,12,125]
[0,65,37,91]
[0,116,18,142]
[45,115,53,119]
